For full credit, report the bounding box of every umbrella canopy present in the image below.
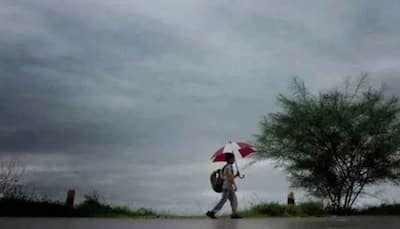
[211,141,256,162]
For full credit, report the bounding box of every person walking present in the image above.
[206,153,242,219]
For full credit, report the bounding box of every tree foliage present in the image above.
[256,76,400,210]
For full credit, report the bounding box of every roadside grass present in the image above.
[358,203,400,215]
[0,195,76,217]
[0,192,157,218]
[2,190,400,217]
[75,194,158,217]
[239,201,326,217]
[239,201,400,217]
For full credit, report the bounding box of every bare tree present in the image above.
[0,159,25,197]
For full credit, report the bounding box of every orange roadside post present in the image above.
[65,189,76,208]
[287,191,295,205]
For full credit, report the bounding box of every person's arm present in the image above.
[226,168,237,191]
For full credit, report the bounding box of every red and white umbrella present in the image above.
[210,141,256,179]
[211,141,256,162]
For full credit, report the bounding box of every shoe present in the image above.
[206,211,217,219]
[230,214,243,219]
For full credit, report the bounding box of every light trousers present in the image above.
[211,189,237,214]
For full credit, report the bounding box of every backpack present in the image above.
[210,164,228,193]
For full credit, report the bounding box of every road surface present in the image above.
[0,216,398,229]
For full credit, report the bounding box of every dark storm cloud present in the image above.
[0,0,209,157]
[1,0,400,213]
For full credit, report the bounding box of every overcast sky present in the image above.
[1,0,400,214]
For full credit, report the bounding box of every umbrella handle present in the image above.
[236,172,245,179]
[235,170,245,179]
[234,161,245,179]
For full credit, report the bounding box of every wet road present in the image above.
[0,216,398,229]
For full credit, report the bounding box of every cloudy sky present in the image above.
[1,0,400,214]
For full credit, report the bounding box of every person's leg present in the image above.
[211,190,229,213]
[228,190,238,215]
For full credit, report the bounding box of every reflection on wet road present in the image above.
[0,216,398,229]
